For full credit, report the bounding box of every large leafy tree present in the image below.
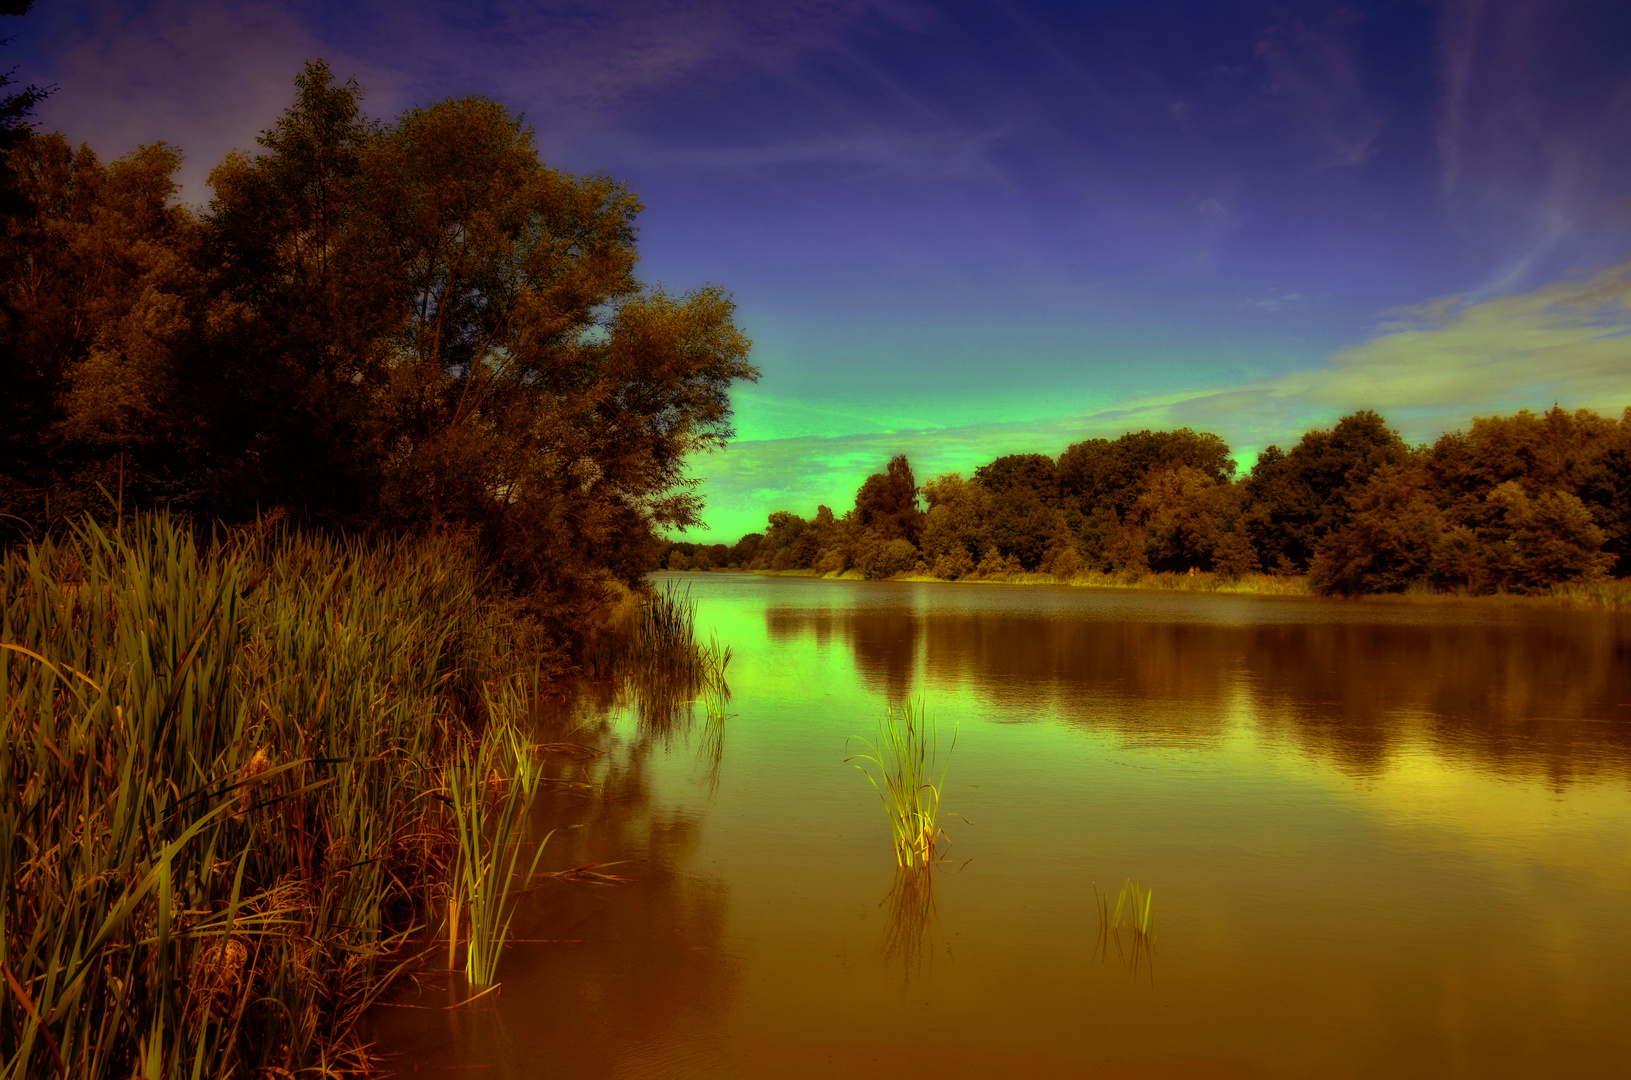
[0,136,206,532]
[1243,410,1409,572]
[854,454,922,543]
[2,62,758,627]
[206,64,757,617]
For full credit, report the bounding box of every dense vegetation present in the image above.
[0,51,754,1078]
[0,61,757,633]
[689,407,1631,596]
[1,514,545,1076]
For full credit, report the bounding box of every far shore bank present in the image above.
[661,566,1631,611]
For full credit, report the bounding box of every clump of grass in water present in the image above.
[1095,878,1157,977]
[445,679,553,991]
[846,698,955,868]
[696,651,732,797]
[624,585,732,736]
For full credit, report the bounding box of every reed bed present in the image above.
[847,699,954,868]
[0,513,545,1078]
[1548,577,1631,610]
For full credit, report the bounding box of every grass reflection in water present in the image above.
[880,866,942,984]
[1094,879,1157,982]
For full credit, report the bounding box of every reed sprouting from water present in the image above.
[847,699,955,868]
[1095,879,1157,976]
[697,660,731,796]
[445,680,552,989]
[633,584,730,690]
[0,512,540,1078]
[624,585,732,736]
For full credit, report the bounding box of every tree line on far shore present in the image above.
[663,406,1631,595]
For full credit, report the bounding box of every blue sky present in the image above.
[15,0,1631,539]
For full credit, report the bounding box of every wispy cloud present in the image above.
[1433,0,1631,290]
[1254,14,1387,169]
[656,124,1012,183]
[687,261,1631,539]
[1242,288,1305,312]
[22,0,935,198]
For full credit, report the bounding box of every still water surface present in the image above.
[370,573,1631,1078]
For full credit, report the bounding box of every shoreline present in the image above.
[664,567,1631,612]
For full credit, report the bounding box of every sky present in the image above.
[12,0,1631,540]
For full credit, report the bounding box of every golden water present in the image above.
[368,573,1631,1078]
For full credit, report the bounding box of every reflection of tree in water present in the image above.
[768,606,922,702]
[766,601,1631,785]
[366,685,741,1077]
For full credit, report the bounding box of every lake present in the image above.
[368,572,1631,1078]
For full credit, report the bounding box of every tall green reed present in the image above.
[0,513,534,1078]
[846,699,955,868]
[1095,878,1157,977]
[445,679,551,990]
[623,585,731,737]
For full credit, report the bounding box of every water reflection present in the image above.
[365,686,742,1077]
[375,577,1631,1079]
[766,598,1631,784]
[1093,880,1156,985]
[879,867,941,985]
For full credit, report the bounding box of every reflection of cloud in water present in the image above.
[765,600,1631,785]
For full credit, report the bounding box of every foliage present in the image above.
[0,62,759,639]
[855,454,923,544]
[1243,410,1410,573]
[732,404,1627,598]
[1309,465,1445,595]
[0,512,543,1078]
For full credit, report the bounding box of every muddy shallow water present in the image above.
[367,573,1631,1078]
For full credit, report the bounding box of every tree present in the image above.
[2,62,759,635]
[0,135,207,536]
[1134,463,1225,572]
[1309,465,1445,595]
[854,454,922,543]
[1244,410,1410,571]
[207,67,758,617]
[1488,482,1613,592]
[974,453,1058,506]
[204,62,392,517]
[1428,406,1628,575]
[919,472,990,573]
[1057,428,1233,516]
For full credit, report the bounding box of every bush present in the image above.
[1050,547,1085,581]
[932,545,975,580]
[865,537,919,579]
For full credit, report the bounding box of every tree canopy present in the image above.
[0,61,759,627]
[714,405,1629,596]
